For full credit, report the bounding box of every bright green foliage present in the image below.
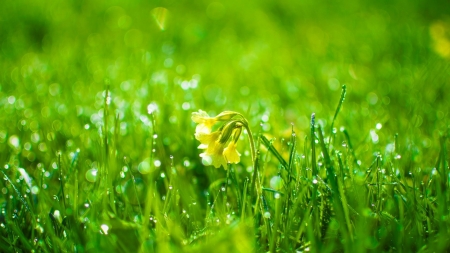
[1,0,450,252]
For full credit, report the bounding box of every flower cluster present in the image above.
[191,110,246,169]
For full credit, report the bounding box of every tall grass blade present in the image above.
[330,85,347,140]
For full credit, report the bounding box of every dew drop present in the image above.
[100,224,109,235]
[182,102,190,110]
[85,169,98,183]
[8,135,20,149]
[31,186,39,194]
[138,159,152,174]
[270,176,283,190]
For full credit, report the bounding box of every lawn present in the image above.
[1,0,450,252]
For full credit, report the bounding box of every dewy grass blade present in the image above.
[330,85,347,138]
[311,114,317,178]
[288,125,297,177]
[317,124,352,248]
[260,135,288,169]
[57,152,66,213]
[0,170,31,213]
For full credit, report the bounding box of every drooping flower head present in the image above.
[191,110,240,136]
[192,110,245,169]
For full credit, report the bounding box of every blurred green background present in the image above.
[1,0,450,191]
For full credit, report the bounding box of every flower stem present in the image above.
[240,118,262,218]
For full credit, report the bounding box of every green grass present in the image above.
[1,0,450,252]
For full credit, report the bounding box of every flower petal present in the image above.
[200,153,226,168]
[211,154,227,168]
[196,131,221,146]
[195,124,211,136]
[191,110,210,123]
[223,142,240,164]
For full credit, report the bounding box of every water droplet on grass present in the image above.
[270,176,283,190]
[370,130,379,143]
[100,224,109,235]
[86,169,98,182]
[138,160,152,174]
[31,186,39,194]
[182,102,190,110]
[147,103,158,114]
[181,80,190,90]
[8,135,20,149]
[7,96,16,104]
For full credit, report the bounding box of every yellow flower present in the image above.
[196,131,221,149]
[192,110,244,169]
[192,110,240,136]
[197,131,228,168]
[200,141,227,168]
[191,110,217,135]
[223,141,240,164]
[198,126,242,169]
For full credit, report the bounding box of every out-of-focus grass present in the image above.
[1,0,450,252]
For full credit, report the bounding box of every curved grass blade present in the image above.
[330,85,347,138]
[260,135,288,169]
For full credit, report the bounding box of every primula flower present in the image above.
[192,110,243,169]
[191,110,217,136]
[196,131,221,149]
[200,141,228,168]
[192,110,240,137]
[223,141,240,164]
